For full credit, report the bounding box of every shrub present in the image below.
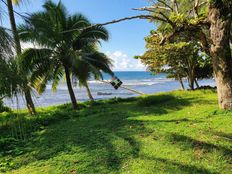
[137,94,175,107]
[0,100,11,113]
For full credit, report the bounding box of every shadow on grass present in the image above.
[212,131,232,142]
[0,93,218,173]
[140,155,219,174]
[169,133,232,158]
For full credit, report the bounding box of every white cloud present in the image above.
[106,51,146,71]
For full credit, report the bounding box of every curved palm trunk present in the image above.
[25,88,36,115]
[209,5,232,109]
[7,0,36,115]
[64,66,78,109]
[85,82,94,101]
[7,0,21,54]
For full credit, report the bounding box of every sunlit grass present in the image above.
[0,89,231,174]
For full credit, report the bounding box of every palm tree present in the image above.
[18,1,109,109]
[0,27,21,100]
[72,50,113,101]
[5,0,36,115]
[0,27,13,60]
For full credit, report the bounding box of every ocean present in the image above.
[3,71,215,109]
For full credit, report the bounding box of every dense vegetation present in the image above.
[0,0,113,114]
[0,90,231,173]
[134,0,232,109]
[0,1,231,173]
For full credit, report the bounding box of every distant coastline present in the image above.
[3,71,215,109]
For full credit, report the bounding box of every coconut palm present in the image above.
[5,0,36,115]
[0,27,21,100]
[17,1,109,109]
[71,50,113,101]
[0,27,13,59]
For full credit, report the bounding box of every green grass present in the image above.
[0,90,232,174]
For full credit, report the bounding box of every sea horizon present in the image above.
[3,71,215,109]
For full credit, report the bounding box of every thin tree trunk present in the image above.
[178,76,185,90]
[7,0,36,115]
[64,66,78,109]
[188,77,195,90]
[85,82,94,101]
[195,79,200,88]
[209,4,232,109]
[25,88,36,115]
[7,0,21,55]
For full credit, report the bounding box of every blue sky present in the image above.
[1,0,156,71]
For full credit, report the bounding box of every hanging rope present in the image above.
[99,80,145,95]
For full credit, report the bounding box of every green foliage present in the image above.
[17,1,112,103]
[0,90,231,173]
[137,32,213,89]
[0,58,23,96]
[0,28,22,99]
[138,94,175,107]
[0,100,11,113]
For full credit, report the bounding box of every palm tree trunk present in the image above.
[209,4,232,109]
[7,0,36,115]
[25,88,36,115]
[64,66,78,109]
[7,0,21,55]
[85,82,94,101]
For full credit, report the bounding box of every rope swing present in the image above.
[99,76,145,95]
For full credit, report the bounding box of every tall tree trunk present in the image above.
[85,82,94,101]
[209,4,232,109]
[178,76,185,90]
[195,79,200,88]
[7,0,36,115]
[188,77,195,90]
[64,66,78,109]
[25,88,36,115]
[7,0,21,55]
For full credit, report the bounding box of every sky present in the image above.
[1,0,156,71]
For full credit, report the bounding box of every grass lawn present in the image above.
[0,90,232,174]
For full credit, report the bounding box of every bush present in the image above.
[0,100,11,113]
[137,94,175,107]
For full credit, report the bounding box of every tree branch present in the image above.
[157,0,173,11]
[0,95,7,100]
[193,0,200,17]
[61,15,164,34]
[133,5,171,12]
[171,0,179,14]
[159,11,175,27]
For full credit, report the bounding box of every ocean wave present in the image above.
[45,78,175,90]
[88,78,174,86]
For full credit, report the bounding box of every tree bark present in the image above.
[85,82,94,101]
[25,88,36,115]
[178,76,185,90]
[7,0,36,115]
[209,5,232,109]
[7,0,21,55]
[188,77,195,90]
[195,79,200,88]
[64,66,78,109]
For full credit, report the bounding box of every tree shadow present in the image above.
[211,131,232,142]
[169,133,232,158]
[0,93,220,173]
[140,155,219,174]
